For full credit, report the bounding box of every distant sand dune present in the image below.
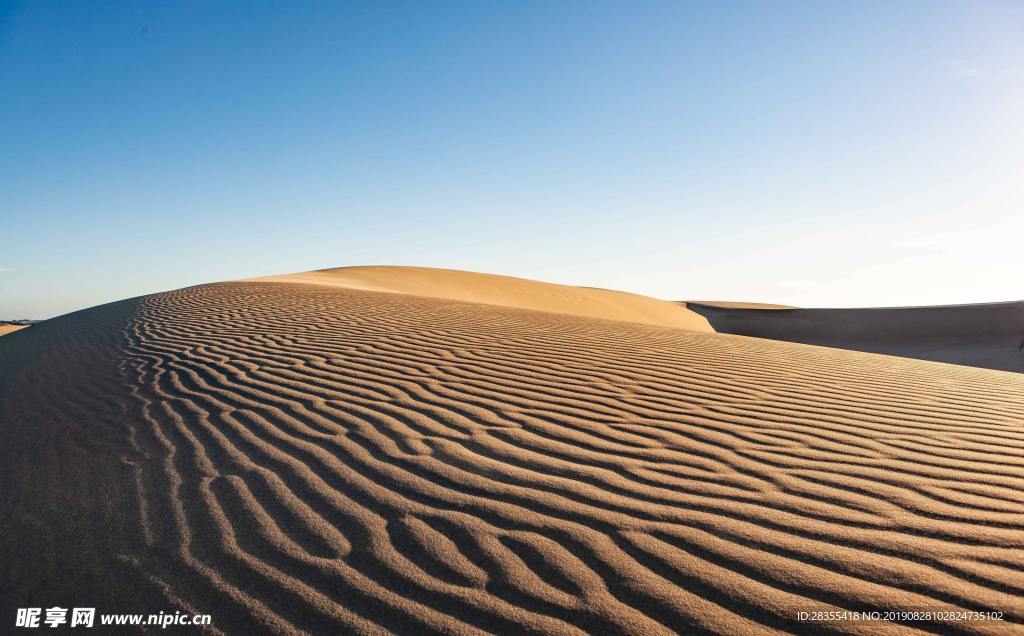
[0,324,27,336]
[2,274,1023,634]
[684,301,795,310]
[688,301,1024,373]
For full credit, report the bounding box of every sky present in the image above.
[2,1,1023,318]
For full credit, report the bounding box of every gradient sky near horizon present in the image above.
[2,1,1023,318]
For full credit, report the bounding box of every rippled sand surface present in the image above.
[2,277,1022,634]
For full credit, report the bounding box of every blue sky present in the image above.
[2,1,1022,318]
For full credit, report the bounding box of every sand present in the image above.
[248,266,713,332]
[0,324,28,336]
[1,269,1023,635]
[684,301,795,310]
[688,301,1024,373]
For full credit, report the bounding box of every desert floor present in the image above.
[1,268,1022,635]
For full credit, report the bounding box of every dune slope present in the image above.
[687,301,1024,373]
[2,280,1023,635]
[248,266,713,332]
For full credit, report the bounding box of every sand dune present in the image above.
[2,271,1023,634]
[248,266,713,332]
[0,324,28,336]
[688,301,1024,373]
[684,301,795,310]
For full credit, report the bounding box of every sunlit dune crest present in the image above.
[247,265,713,332]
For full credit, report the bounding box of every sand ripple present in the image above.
[1,282,1023,634]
